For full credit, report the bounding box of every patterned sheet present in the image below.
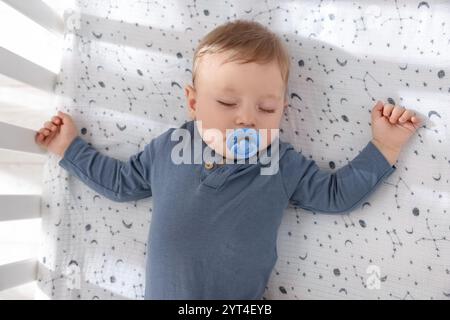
[38,0,450,299]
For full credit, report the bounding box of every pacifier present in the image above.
[226,128,261,159]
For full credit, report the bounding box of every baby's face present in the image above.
[185,51,287,157]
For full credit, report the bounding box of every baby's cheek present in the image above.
[259,128,279,150]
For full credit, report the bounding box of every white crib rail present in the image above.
[2,0,64,35]
[0,194,41,292]
[0,195,41,222]
[0,122,46,155]
[0,259,38,292]
[0,128,44,293]
[0,0,62,296]
[0,47,57,92]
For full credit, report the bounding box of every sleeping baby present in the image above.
[35,19,422,299]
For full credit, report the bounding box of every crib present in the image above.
[0,0,62,298]
[1,0,449,300]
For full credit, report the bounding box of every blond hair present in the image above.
[192,20,290,98]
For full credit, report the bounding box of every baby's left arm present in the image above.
[280,141,396,214]
[279,101,422,214]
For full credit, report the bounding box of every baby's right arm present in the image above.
[35,112,153,202]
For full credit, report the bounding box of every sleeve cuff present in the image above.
[364,140,397,173]
[58,136,85,167]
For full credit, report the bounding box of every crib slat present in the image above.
[0,195,41,221]
[0,47,56,92]
[0,121,46,155]
[2,0,64,34]
[0,259,38,291]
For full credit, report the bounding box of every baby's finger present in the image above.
[382,103,395,117]
[36,129,53,145]
[411,114,422,124]
[398,109,414,123]
[35,132,45,144]
[51,116,62,125]
[371,101,384,121]
[43,129,57,146]
[44,121,57,131]
[389,105,405,123]
[39,128,51,136]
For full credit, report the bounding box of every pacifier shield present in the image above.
[226,128,261,159]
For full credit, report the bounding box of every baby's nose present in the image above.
[235,111,256,128]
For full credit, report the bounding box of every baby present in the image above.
[35,20,422,299]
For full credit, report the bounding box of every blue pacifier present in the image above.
[226,128,261,159]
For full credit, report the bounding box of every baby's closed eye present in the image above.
[217,100,276,113]
[217,100,236,107]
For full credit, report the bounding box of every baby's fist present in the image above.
[35,111,78,157]
[370,101,423,165]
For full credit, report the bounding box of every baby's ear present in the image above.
[184,85,190,98]
[185,85,197,118]
[185,85,197,101]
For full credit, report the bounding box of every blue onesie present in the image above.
[58,120,395,299]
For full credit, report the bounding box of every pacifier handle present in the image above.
[226,128,260,159]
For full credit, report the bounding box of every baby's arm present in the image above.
[280,141,395,214]
[59,137,153,202]
[36,112,153,202]
[281,100,421,214]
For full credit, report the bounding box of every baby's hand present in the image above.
[370,101,423,165]
[35,111,79,157]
